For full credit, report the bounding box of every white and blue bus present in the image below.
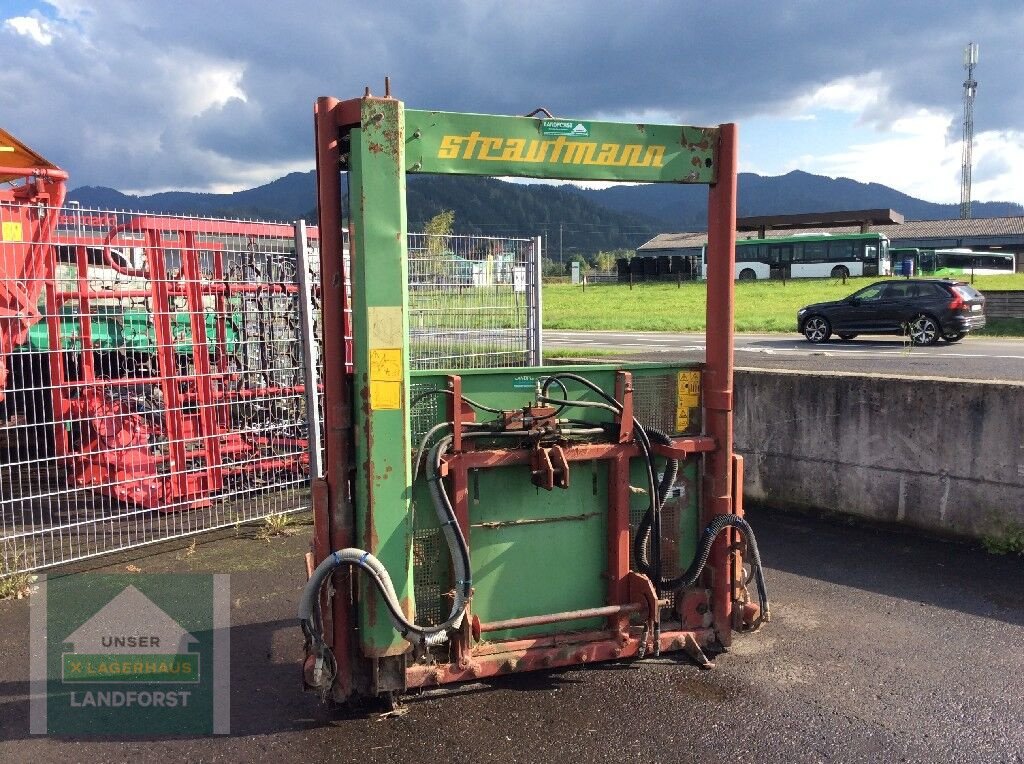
[702,232,892,280]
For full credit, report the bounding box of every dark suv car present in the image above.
[797,279,986,345]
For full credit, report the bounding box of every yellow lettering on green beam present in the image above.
[563,142,596,164]
[438,135,464,159]
[524,140,549,163]
[479,137,504,160]
[462,131,484,160]
[501,138,526,161]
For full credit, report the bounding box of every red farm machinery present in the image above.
[298,91,769,706]
[1,129,315,517]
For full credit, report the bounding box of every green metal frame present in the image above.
[313,91,740,687]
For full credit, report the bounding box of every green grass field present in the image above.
[544,274,1024,335]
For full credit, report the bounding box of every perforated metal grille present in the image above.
[410,383,441,445]
[633,374,678,434]
[412,527,443,626]
[629,475,686,570]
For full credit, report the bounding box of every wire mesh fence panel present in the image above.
[1,205,540,575]
[407,233,539,369]
[0,205,314,574]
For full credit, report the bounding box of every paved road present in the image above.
[1,508,1021,762]
[546,330,1024,381]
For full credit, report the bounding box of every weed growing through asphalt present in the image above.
[257,512,297,541]
[0,547,36,600]
[981,517,1024,556]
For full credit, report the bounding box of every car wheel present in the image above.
[831,265,850,279]
[943,331,965,343]
[803,315,831,343]
[908,314,940,346]
[738,268,757,281]
[838,332,857,340]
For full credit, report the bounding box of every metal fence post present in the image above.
[295,219,324,481]
[527,235,543,365]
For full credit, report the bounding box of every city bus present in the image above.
[702,232,891,280]
[891,248,1016,277]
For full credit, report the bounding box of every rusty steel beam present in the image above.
[405,627,716,688]
[313,95,355,698]
[704,123,739,646]
[476,602,651,634]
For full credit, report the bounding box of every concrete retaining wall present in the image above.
[735,368,1024,540]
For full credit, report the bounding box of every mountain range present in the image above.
[68,170,1024,259]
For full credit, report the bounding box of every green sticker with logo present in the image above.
[541,119,590,137]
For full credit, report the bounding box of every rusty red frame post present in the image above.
[312,96,358,698]
[704,123,739,646]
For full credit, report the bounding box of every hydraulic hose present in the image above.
[632,427,678,579]
[299,435,471,651]
[540,373,770,622]
[665,514,771,623]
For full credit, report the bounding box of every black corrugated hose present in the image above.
[540,373,770,623]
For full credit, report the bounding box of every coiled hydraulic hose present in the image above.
[540,372,770,621]
[299,435,471,654]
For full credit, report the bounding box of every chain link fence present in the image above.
[0,205,540,575]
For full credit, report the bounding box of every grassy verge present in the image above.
[544,274,1024,334]
[543,348,620,359]
[977,318,1024,337]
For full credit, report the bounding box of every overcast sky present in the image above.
[3,0,1023,205]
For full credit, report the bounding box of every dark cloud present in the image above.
[2,0,1021,190]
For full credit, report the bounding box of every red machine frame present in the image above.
[307,95,749,699]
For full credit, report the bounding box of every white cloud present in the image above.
[4,15,55,45]
[0,0,1022,205]
[787,72,888,118]
[788,102,1024,205]
[154,53,248,117]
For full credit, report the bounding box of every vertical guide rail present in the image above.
[526,235,543,366]
[295,219,324,481]
[312,97,355,698]
[347,97,413,659]
[703,123,739,646]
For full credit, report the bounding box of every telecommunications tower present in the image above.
[960,42,979,219]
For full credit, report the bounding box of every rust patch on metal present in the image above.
[470,511,600,530]
[368,142,384,154]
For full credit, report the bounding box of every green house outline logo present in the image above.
[60,585,201,684]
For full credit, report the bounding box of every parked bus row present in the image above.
[623,233,1017,283]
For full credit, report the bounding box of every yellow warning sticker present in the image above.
[369,348,403,382]
[2,221,23,242]
[369,348,403,410]
[676,370,701,432]
[370,380,401,410]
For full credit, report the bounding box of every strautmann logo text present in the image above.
[437,131,667,169]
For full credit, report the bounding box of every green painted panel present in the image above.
[467,464,608,640]
[405,110,718,183]
[349,100,415,657]
[409,363,702,640]
[16,309,236,354]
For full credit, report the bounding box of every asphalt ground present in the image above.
[1,507,1022,763]
[545,331,1024,382]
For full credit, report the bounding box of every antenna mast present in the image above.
[960,42,979,219]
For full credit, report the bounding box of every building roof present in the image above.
[737,209,904,231]
[637,215,1024,252]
